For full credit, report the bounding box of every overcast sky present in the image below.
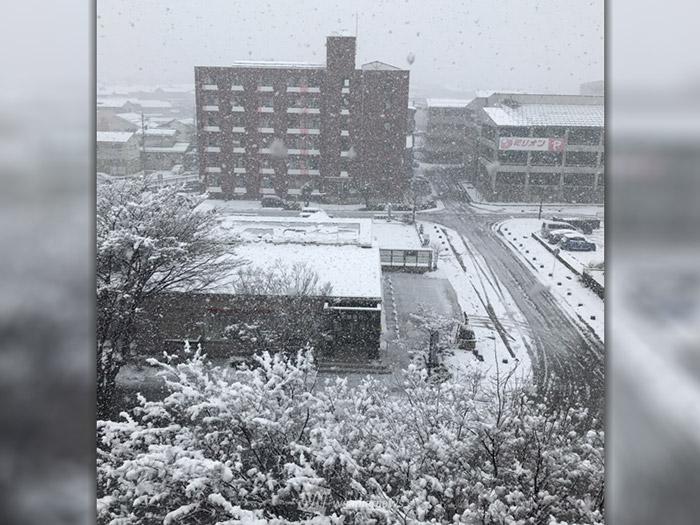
[97,0,603,96]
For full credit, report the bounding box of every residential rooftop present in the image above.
[96,131,134,143]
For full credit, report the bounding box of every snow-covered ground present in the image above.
[198,198,368,213]
[459,182,605,217]
[419,221,533,381]
[495,218,604,342]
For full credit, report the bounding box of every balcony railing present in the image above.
[287,128,320,135]
[287,107,320,114]
[286,86,321,94]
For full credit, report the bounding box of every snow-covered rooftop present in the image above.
[115,112,144,124]
[227,60,325,69]
[136,128,178,136]
[215,243,382,299]
[483,103,604,128]
[475,90,526,98]
[96,131,134,143]
[426,98,473,108]
[132,99,173,108]
[361,61,401,71]
[211,214,374,248]
[372,221,425,251]
[144,142,190,153]
[97,98,173,109]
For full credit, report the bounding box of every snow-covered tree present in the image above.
[222,260,333,354]
[96,177,243,419]
[97,349,604,524]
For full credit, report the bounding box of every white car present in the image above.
[547,228,582,244]
[541,220,576,239]
[300,207,330,218]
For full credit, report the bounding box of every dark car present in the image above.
[260,195,285,208]
[283,200,302,210]
[559,234,597,252]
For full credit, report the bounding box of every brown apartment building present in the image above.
[195,35,410,202]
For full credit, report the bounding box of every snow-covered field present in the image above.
[495,218,604,342]
[420,221,533,381]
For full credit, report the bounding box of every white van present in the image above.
[540,220,576,239]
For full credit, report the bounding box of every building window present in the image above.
[343,78,350,87]
[532,127,566,138]
[482,126,496,141]
[498,150,527,165]
[566,151,598,167]
[205,115,219,127]
[202,92,218,105]
[568,128,601,145]
[530,151,562,166]
[529,173,560,185]
[496,172,526,184]
[564,173,595,186]
[496,127,524,138]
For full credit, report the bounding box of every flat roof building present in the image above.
[472,93,604,203]
[194,35,410,203]
[421,98,473,164]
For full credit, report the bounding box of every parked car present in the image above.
[548,228,581,244]
[540,220,577,239]
[549,215,601,234]
[260,195,285,208]
[300,206,322,217]
[283,200,302,210]
[559,232,597,251]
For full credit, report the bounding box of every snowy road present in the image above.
[421,177,605,422]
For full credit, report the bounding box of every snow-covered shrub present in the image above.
[97,349,604,524]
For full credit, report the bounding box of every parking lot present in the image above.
[382,272,461,370]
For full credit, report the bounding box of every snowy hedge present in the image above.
[97,347,604,524]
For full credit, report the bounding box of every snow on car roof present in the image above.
[483,103,604,127]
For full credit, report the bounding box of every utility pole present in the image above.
[140,111,147,174]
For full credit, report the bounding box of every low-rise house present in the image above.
[96,131,141,175]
